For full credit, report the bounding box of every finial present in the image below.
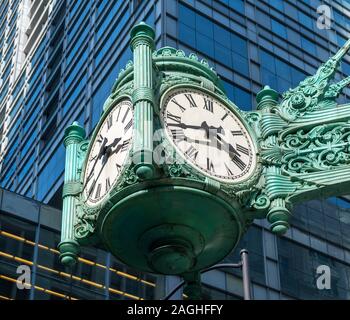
[130,21,155,43]
[256,85,279,106]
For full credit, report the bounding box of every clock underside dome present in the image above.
[99,185,243,275]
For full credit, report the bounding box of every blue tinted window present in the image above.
[178,4,195,28]
[215,43,232,67]
[21,128,38,156]
[291,68,307,86]
[301,36,316,55]
[271,19,287,38]
[228,0,244,12]
[214,24,231,48]
[196,33,214,58]
[68,2,90,42]
[275,59,291,82]
[1,164,15,187]
[268,0,284,11]
[298,11,313,30]
[64,50,88,90]
[66,24,89,66]
[179,23,196,48]
[196,14,213,38]
[231,33,247,56]
[232,53,249,77]
[18,152,35,183]
[95,9,130,66]
[92,48,132,127]
[342,61,350,75]
[96,0,123,39]
[222,80,234,101]
[62,74,87,115]
[337,34,347,47]
[234,86,251,111]
[260,50,276,73]
[37,144,65,200]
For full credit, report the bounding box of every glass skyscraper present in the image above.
[1,0,350,300]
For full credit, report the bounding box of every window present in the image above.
[178,4,249,77]
[298,11,313,30]
[301,36,316,55]
[37,143,65,200]
[271,18,287,38]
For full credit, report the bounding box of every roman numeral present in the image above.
[171,129,185,141]
[107,114,113,129]
[88,180,96,196]
[203,98,214,113]
[231,155,246,171]
[121,138,131,152]
[185,94,198,108]
[122,108,130,123]
[236,144,249,156]
[116,107,122,122]
[207,158,215,172]
[221,113,228,121]
[185,146,199,160]
[231,130,243,136]
[97,134,103,144]
[225,163,233,176]
[95,183,102,198]
[86,171,94,183]
[124,119,133,133]
[106,178,111,192]
[89,155,97,162]
[171,98,186,113]
[167,112,181,124]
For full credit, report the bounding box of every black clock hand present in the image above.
[104,137,122,155]
[86,139,125,199]
[200,121,225,139]
[83,137,108,190]
[86,152,109,199]
[104,137,125,158]
[170,121,224,135]
[213,134,241,158]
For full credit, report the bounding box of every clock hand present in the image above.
[200,121,225,139]
[104,137,122,155]
[170,121,224,134]
[213,134,241,158]
[83,137,108,190]
[86,140,125,200]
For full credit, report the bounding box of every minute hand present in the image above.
[171,122,223,132]
[213,134,241,158]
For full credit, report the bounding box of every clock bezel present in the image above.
[159,84,260,185]
[81,95,134,207]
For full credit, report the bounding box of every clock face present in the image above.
[161,88,257,183]
[83,100,133,206]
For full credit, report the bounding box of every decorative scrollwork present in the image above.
[116,168,140,190]
[252,193,270,210]
[280,124,350,174]
[74,206,99,240]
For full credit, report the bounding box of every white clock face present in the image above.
[161,88,257,183]
[83,100,133,206]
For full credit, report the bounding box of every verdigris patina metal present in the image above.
[59,22,350,297]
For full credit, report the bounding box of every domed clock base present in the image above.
[99,186,243,275]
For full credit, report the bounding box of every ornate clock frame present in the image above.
[59,22,350,297]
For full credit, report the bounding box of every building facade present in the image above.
[0,0,350,300]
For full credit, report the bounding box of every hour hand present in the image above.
[213,134,241,158]
[105,137,122,155]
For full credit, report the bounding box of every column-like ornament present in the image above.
[257,86,291,235]
[58,121,86,266]
[130,22,155,180]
